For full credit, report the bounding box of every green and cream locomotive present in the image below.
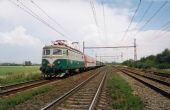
[40,40,85,77]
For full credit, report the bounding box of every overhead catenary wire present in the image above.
[138,1,168,31]
[30,0,73,39]
[152,21,170,40]
[121,0,142,41]
[155,21,170,35]
[138,1,154,26]
[90,1,99,27]
[89,0,103,41]
[133,1,169,43]
[134,0,154,30]
[152,28,170,41]
[160,28,170,37]
[160,22,170,30]
[17,0,71,40]
[10,0,58,33]
[101,0,107,38]
[90,0,99,27]
[9,0,71,40]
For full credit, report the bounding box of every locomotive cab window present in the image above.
[53,49,62,55]
[43,49,50,55]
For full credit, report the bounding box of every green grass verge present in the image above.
[0,66,41,86]
[0,84,53,110]
[107,73,144,110]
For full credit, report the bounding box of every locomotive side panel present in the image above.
[67,49,85,70]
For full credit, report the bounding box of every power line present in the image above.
[17,0,71,40]
[130,1,153,41]
[121,0,142,41]
[9,0,54,30]
[9,0,71,40]
[152,21,170,40]
[138,1,168,31]
[138,1,154,25]
[153,28,170,41]
[155,21,170,35]
[30,0,73,39]
[89,0,102,40]
[161,22,170,30]
[90,0,99,27]
[161,28,170,37]
[101,0,107,38]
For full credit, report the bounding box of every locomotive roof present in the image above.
[43,44,83,54]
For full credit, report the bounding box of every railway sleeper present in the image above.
[59,103,89,109]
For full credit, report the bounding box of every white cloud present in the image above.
[0,26,43,47]
[0,0,169,63]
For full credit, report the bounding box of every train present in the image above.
[40,40,104,77]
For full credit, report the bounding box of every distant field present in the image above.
[0,66,42,86]
[0,66,40,76]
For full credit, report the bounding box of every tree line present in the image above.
[122,49,170,69]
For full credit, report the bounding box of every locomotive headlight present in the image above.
[57,61,60,64]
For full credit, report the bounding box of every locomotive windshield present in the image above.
[53,49,62,55]
[43,49,50,55]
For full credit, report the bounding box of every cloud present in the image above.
[0,0,169,63]
[0,26,43,47]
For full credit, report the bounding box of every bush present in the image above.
[155,63,170,69]
[122,49,170,69]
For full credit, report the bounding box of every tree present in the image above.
[122,49,170,69]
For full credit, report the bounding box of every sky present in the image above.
[0,0,170,63]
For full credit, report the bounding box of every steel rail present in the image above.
[118,69,170,99]
[0,68,102,96]
[122,69,170,87]
[127,67,170,78]
[0,79,43,90]
[0,80,57,96]
[40,68,104,110]
[141,69,170,78]
[88,71,106,110]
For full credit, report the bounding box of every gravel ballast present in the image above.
[117,70,170,110]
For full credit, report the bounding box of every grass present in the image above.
[0,66,42,86]
[107,72,144,110]
[0,84,53,110]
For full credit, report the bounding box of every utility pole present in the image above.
[134,38,137,61]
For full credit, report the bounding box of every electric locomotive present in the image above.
[40,40,85,77]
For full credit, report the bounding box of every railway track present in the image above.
[0,79,43,91]
[122,68,170,87]
[0,68,103,97]
[41,69,107,110]
[141,69,170,78]
[126,67,170,78]
[0,79,59,96]
[117,68,170,99]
